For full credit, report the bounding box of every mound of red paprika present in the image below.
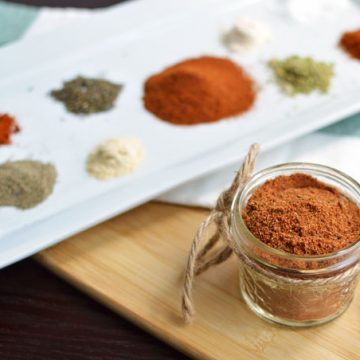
[339,28,360,60]
[0,114,20,145]
[143,56,256,125]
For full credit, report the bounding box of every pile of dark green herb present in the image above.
[51,76,122,114]
[269,56,334,96]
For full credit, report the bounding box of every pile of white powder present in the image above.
[86,137,145,180]
[222,18,272,54]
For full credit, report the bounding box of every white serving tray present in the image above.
[1,0,360,268]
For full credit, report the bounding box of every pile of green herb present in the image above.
[0,160,57,209]
[51,76,122,114]
[268,56,334,96]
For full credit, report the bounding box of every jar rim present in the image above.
[231,162,360,263]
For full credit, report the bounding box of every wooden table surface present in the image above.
[2,1,189,359]
[0,258,190,360]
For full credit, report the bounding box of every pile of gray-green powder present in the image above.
[269,56,334,96]
[51,76,122,114]
[0,160,57,209]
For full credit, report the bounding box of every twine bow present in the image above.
[181,143,260,323]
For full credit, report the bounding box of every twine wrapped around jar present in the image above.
[181,143,260,323]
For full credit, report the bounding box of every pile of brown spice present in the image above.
[243,174,360,256]
[339,28,360,60]
[143,56,256,125]
[0,114,20,145]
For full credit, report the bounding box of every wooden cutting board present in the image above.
[36,203,360,360]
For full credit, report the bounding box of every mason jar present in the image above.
[231,163,360,327]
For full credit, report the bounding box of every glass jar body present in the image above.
[231,163,360,327]
[239,258,359,326]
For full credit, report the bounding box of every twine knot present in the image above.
[181,144,260,324]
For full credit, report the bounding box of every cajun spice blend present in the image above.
[243,174,360,256]
[238,172,360,324]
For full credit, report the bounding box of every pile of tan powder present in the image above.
[269,56,334,96]
[0,160,57,209]
[51,76,122,114]
[86,137,145,180]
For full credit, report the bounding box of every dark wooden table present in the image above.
[1,1,190,359]
[0,259,189,359]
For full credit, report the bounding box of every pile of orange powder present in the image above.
[339,28,360,60]
[0,114,20,145]
[143,56,256,126]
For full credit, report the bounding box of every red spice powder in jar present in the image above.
[339,29,360,60]
[243,174,360,256]
[143,56,256,125]
[0,114,20,145]
[238,173,360,325]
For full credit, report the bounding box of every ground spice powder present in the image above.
[269,56,334,96]
[0,114,20,145]
[51,76,122,114]
[339,28,360,60]
[143,56,256,125]
[240,173,360,324]
[86,137,145,180]
[0,160,57,209]
[243,174,360,255]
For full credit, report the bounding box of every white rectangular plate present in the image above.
[1,0,360,268]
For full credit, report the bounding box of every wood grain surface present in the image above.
[37,202,360,360]
[0,258,189,360]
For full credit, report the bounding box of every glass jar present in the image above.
[231,163,360,327]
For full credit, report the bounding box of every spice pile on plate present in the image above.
[86,137,145,180]
[144,56,256,125]
[3,4,360,212]
[0,160,57,209]
[51,76,123,114]
[268,56,334,96]
[243,173,360,255]
[339,28,360,60]
[222,18,271,54]
[0,113,20,145]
